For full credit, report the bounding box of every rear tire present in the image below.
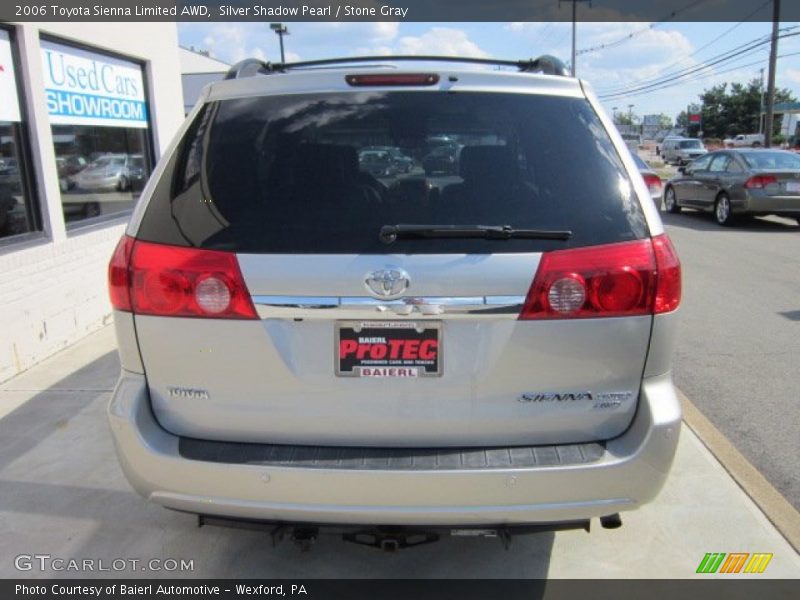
[714,193,735,226]
[664,186,681,213]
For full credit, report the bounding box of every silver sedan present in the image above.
[664,149,800,226]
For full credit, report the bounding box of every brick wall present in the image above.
[0,22,185,383]
[0,224,126,382]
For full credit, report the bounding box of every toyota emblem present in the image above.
[364,268,410,299]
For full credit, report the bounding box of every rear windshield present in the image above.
[740,151,800,170]
[631,154,648,170]
[138,92,648,254]
[679,140,703,149]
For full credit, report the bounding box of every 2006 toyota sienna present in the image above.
[107,55,682,542]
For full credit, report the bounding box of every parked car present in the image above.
[74,153,143,192]
[422,143,461,175]
[0,158,21,192]
[126,155,148,192]
[107,55,682,543]
[0,186,18,235]
[56,154,88,192]
[358,149,401,177]
[664,149,800,226]
[661,137,707,165]
[361,146,415,174]
[723,133,764,148]
[631,153,663,204]
[621,132,641,153]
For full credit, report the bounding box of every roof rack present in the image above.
[224,55,570,80]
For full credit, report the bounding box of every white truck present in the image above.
[723,133,764,147]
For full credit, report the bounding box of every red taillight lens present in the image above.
[107,237,257,319]
[652,234,681,314]
[520,236,681,320]
[108,235,135,311]
[743,174,777,189]
[345,73,440,87]
[643,173,662,195]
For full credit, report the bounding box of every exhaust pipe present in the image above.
[600,513,623,529]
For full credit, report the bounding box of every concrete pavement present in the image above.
[0,326,798,578]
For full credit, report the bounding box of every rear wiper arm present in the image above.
[379,224,573,244]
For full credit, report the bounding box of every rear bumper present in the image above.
[107,373,681,526]
[740,192,800,215]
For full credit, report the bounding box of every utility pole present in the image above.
[764,0,780,147]
[758,67,765,135]
[561,0,591,77]
[628,104,634,124]
[270,22,289,63]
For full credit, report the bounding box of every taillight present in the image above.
[520,235,681,320]
[743,175,777,189]
[108,235,135,312]
[642,173,662,195]
[652,234,681,314]
[345,73,440,87]
[107,236,257,320]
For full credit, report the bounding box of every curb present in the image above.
[678,388,800,554]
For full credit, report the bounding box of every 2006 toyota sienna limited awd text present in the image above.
[106,55,682,536]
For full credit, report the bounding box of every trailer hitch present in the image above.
[342,528,440,552]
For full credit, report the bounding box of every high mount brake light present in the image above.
[108,236,258,320]
[345,73,440,87]
[743,175,778,189]
[519,235,681,320]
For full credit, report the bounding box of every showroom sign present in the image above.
[0,30,21,122]
[40,41,148,128]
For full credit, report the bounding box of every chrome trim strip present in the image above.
[251,295,526,319]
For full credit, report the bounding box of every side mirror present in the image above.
[678,166,687,174]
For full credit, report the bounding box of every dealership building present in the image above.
[0,22,185,382]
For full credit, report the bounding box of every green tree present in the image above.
[698,78,796,139]
[675,110,689,130]
[615,112,639,127]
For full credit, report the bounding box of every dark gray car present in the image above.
[664,149,800,226]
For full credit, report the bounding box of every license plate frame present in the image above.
[785,181,800,193]
[335,320,442,378]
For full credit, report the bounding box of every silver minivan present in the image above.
[107,56,682,538]
[662,137,707,165]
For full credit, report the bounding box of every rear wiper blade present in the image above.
[379,224,572,244]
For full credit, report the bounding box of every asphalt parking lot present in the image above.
[651,181,800,511]
[0,327,798,578]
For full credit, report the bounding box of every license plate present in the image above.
[336,321,442,377]
[785,181,800,192]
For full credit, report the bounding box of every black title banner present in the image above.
[3,579,800,600]
[3,0,799,22]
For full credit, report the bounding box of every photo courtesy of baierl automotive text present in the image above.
[0,0,798,595]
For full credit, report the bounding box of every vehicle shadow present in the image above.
[660,209,800,233]
[0,352,555,581]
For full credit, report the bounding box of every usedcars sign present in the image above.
[0,30,21,123]
[40,40,148,129]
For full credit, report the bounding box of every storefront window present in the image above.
[40,40,152,225]
[0,29,37,241]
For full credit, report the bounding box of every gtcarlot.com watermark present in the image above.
[14,554,194,573]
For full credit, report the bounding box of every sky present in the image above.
[177,21,800,122]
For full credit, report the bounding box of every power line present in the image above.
[599,50,800,102]
[610,0,772,80]
[597,30,799,100]
[593,22,795,96]
[595,28,785,95]
[575,0,709,57]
